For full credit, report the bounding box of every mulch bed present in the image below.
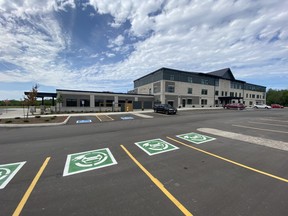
[0,116,68,124]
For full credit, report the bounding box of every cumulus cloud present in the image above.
[0,0,288,100]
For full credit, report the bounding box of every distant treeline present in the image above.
[266,89,288,106]
[0,99,53,107]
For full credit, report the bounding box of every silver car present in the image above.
[253,104,271,109]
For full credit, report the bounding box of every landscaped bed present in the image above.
[0,116,68,124]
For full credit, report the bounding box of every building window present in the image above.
[222,91,224,96]
[187,99,192,104]
[225,91,228,96]
[230,92,234,97]
[188,77,193,83]
[167,85,175,93]
[239,93,241,97]
[66,99,77,107]
[95,99,104,107]
[201,89,208,95]
[80,99,90,107]
[188,88,192,94]
[215,91,219,96]
[201,99,207,105]
[106,100,114,107]
[215,80,219,86]
[170,75,174,80]
[201,79,208,85]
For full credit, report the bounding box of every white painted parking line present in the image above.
[197,128,288,151]
[232,124,288,134]
[132,113,153,119]
[248,121,288,128]
[259,118,288,123]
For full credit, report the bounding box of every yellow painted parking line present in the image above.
[167,137,288,184]
[13,157,51,216]
[233,124,288,134]
[121,145,193,216]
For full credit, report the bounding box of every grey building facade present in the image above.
[133,67,266,108]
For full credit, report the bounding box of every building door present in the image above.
[182,99,186,107]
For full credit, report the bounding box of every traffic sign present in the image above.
[0,161,26,189]
[63,148,117,176]
[135,139,179,156]
[177,132,216,144]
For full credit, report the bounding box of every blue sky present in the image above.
[0,0,287,100]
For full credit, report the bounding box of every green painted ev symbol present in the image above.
[63,148,117,176]
[72,152,108,168]
[177,132,215,144]
[135,139,179,156]
[0,168,11,181]
[143,141,169,151]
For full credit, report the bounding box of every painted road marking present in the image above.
[248,121,288,128]
[63,148,117,176]
[121,116,134,120]
[121,145,193,216]
[13,157,50,216]
[232,124,288,134]
[167,137,288,183]
[0,161,26,189]
[96,115,114,122]
[133,113,153,118]
[260,118,288,123]
[177,132,215,144]
[135,139,179,156]
[197,128,288,151]
[76,119,92,124]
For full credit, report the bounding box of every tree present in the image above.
[266,89,288,106]
[24,84,39,118]
[56,94,63,113]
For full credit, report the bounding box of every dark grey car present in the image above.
[154,104,177,114]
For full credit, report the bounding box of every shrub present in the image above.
[5,120,13,123]
[23,120,29,123]
[15,117,21,119]
[45,119,50,122]
[35,115,41,118]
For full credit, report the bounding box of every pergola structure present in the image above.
[24,92,57,106]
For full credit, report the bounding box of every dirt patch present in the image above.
[0,116,68,124]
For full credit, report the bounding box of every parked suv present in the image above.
[154,104,177,114]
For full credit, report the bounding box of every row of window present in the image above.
[66,99,131,107]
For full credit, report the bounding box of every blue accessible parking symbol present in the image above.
[76,119,92,124]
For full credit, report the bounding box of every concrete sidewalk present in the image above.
[0,107,223,127]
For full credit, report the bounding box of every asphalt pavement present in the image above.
[0,108,287,216]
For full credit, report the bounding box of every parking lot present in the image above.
[0,108,287,215]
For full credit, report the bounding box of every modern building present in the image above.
[56,89,154,112]
[28,67,266,112]
[133,67,266,108]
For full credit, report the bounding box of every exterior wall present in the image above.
[133,68,266,108]
[57,90,154,112]
[243,90,266,107]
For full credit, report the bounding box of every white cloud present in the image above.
[0,0,288,100]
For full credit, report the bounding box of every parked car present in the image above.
[223,103,245,110]
[271,104,284,108]
[154,104,177,114]
[253,104,271,109]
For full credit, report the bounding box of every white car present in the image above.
[253,104,271,109]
